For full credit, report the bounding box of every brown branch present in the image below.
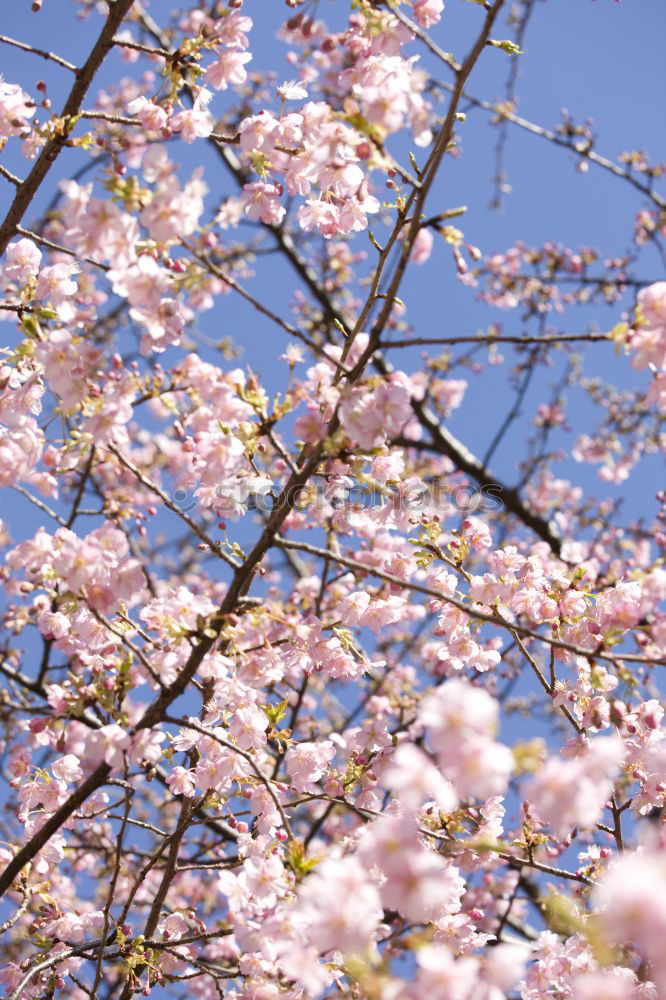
[512,630,582,733]
[351,0,506,374]
[0,33,77,72]
[274,537,662,666]
[164,714,294,839]
[489,0,537,210]
[382,332,611,348]
[0,432,328,899]
[112,35,169,58]
[0,761,113,900]
[435,81,666,209]
[0,0,136,256]
[385,0,459,71]
[11,484,68,527]
[0,878,32,935]
[91,763,133,994]
[142,800,191,941]
[15,225,109,270]
[389,389,564,555]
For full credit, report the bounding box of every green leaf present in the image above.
[261,697,289,727]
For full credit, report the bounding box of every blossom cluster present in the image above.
[0,0,663,998]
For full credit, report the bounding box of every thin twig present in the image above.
[15,225,108,271]
[0,164,22,187]
[107,443,241,570]
[434,80,666,209]
[0,34,77,72]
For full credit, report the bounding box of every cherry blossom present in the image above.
[0,2,662,997]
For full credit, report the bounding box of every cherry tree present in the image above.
[0,0,664,998]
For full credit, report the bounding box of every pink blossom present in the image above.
[338,194,380,233]
[0,79,35,139]
[419,679,513,799]
[277,80,308,101]
[240,182,286,225]
[228,704,269,750]
[170,93,214,142]
[238,111,280,153]
[243,853,289,910]
[295,855,383,953]
[297,199,341,237]
[383,743,458,812]
[630,325,666,371]
[206,50,252,90]
[645,372,666,411]
[276,939,332,996]
[167,765,197,798]
[570,970,650,1000]
[318,160,364,198]
[637,281,666,330]
[213,10,253,49]
[126,95,168,131]
[526,735,624,837]
[359,595,406,633]
[594,843,666,996]
[359,813,465,922]
[0,415,50,493]
[412,945,479,999]
[420,678,500,742]
[285,739,335,793]
[51,755,83,783]
[0,7,661,995]
[339,377,413,450]
[85,724,131,770]
[3,238,41,282]
[413,0,445,28]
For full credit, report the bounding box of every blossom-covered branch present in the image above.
[0,0,664,998]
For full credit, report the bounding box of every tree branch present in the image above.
[0,0,136,256]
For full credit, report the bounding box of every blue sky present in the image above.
[2,0,664,534]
